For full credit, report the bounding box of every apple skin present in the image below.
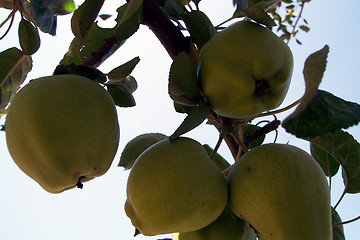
[197,20,293,119]
[5,74,120,193]
[124,137,228,236]
[173,205,257,240]
[227,143,332,240]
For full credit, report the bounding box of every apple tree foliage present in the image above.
[0,0,359,239]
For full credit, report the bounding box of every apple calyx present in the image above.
[254,79,271,96]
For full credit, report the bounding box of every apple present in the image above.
[227,143,332,240]
[119,132,168,170]
[5,74,120,193]
[173,205,257,240]
[124,137,228,236]
[197,20,294,118]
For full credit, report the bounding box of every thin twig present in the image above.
[286,0,306,44]
[332,188,347,214]
[333,215,360,228]
[0,10,16,40]
[210,126,228,159]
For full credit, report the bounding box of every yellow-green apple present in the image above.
[227,143,332,240]
[197,20,293,118]
[5,74,119,193]
[124,137,228,236]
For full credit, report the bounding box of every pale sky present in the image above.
[0,0,359,239]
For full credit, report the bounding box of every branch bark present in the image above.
[140,0,190,59]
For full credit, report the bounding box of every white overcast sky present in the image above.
[0,0,359,239]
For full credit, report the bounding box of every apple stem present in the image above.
[76,177,85,189]
[209,126,228,160]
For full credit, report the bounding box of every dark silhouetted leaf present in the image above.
[173,102,194,114]
[169,52,202,106]
[106,82,136,107]
[99,14,112,21]
[311,131,360,194]
[299,25,310,32]
[310,142,340,177]
[283,45,330,137]
[242,124,266,149]
[0,48,32,113]
[53,64,107,83]
[283,90,360,139]
[107,57,140,82]
[61,23,122,66]
[71,0,105,40]
[239,6,276,27]
[170,101,211,141]
[159,0,187,19]
[18,18,41,55]
[332,209,345,240]
[202,144,230,172]
[30,0,75,35]
[181,10,216,49]
[114,0,142,41]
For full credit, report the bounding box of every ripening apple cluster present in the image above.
[123,20,332,239]
[124,137,332,240]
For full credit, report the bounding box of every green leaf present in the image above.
[161,0,187,19]
[181,10,217,49]
[282,45,330,136]
[99,14,112,21]
[30,0,57,35]
[310,142,340,177]
[71,0,105,40]
[118,133,168,169]
[18,18,41,55]
[60,23,122,67]
[53,64,107,83]
[0,48,32,113]
[107,57,140,82]
[170,101,212,140]
[299,25,310,32]
[242,124,266,149]
[30,0,75,35]
[311,131,360,194]
[239,5,277,27]
[173,102,194,114]
[168,52,202,106]
[114,0,142,41]
[283,90,360,139]
[106,82,136,107]
[332,208,345,240]
[202,144,230,172]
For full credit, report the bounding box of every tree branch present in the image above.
[140,0,189,59]
[243,119,281,147]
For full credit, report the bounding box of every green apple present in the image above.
[124,137,228,236]
[173,205,257,240]
[197,20,293,118]
[5,74,120,193]
[227,143,332,240]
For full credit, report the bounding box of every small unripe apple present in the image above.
[5,74,120,193]
[197,20,293,118]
